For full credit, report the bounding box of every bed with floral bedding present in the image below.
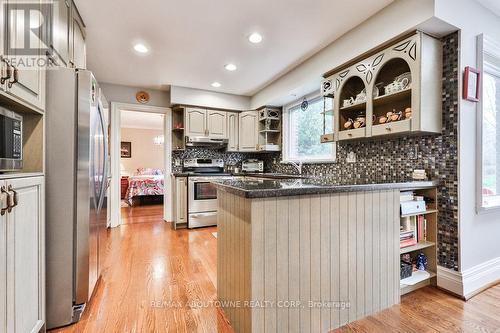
[125,168,165,205]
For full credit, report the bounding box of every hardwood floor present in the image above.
[335,285,500,333]
[121,204,165,224]
[51,206,500,333]
[51,209,233,333]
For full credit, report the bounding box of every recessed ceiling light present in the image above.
[133,43,149,54]
[248,32,263,44]
[211,82,221,88]
[224,63,237,71]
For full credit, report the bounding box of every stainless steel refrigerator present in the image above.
[45,68,109,329]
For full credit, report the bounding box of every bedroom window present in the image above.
[478,35,500,211]
[282,94,336,163]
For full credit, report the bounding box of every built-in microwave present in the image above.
[0,107,23,171]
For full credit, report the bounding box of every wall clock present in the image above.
[136,91,150,104]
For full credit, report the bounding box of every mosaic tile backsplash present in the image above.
[173,33,459,271]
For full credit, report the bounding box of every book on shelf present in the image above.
[400,191,415,202]
[400,238,418,248]
[400,213,429,248]
[400,200,426,215]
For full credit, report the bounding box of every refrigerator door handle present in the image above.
[97,103,108,213]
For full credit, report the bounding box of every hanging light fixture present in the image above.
[153,135,164,146]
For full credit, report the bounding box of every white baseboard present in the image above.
[437,266,463,296]
[462,257,500,298]
[437,257,500,299]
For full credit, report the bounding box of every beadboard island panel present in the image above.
[217,189,400,333]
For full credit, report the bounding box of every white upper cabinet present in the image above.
[51,0,71,66]
[47,0,86,69]
[324,31,442,141]
[207,110,227,138]
[238,111,259,152]
[185,108,228,138]
[2,0,46,112]
[185,108,208,137]
[71,4,86,69]
[227,112,239,152]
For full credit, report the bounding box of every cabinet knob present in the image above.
[385,126,392,131]
[348,133,353,137]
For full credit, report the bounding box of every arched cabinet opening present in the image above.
[338,76,367,133]
[372,58,412,129]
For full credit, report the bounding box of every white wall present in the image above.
[120,128,165,176]
[435,0,500,274]
[250,0,445,109]
[101,82,170,107]
[170,85,250,111]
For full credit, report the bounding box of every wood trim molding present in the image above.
[323,30,418,78]
[110,102,172,228]
[437,257,500,300]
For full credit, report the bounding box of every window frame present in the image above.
[476,34,500,213]
[282,92,336,164]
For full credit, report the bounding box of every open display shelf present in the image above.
[321,31,442,142]
[399,187,438,296]
[258,107,282,151]
[172,107,185,150]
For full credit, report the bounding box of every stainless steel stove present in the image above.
[183,159,229,228]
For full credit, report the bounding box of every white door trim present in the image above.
[110,102,172,228]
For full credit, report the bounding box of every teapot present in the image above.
[344,118,354,129]
[390,110,402,122]
[353,116,366,129]
[343,97,355,108]
[405,107,412,119]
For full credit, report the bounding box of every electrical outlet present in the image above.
[408,146,418,160]
[347,152,356,163]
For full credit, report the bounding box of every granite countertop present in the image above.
[171,172,190,177]
[212,177,439,198]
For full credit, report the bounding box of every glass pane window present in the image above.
[194,182,217,200]
[481,66,500,208]
[285,96,335,162]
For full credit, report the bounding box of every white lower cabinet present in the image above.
[172,176,187,228]
[0,176,45,333]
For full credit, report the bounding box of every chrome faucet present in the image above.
[288,161,303,175]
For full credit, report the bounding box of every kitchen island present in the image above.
[213,177,438,333]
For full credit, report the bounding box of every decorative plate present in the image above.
[136,91,150,104]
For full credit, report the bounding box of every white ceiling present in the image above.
[476,0,500,17]
[75,0,393,96]
[121,111,164,130]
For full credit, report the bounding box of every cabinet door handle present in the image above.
[1,186,11,216]
[0,59,11,84]
[8,67,18,88]
[7,185,18,212]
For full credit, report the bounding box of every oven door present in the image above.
[188,177,218,213]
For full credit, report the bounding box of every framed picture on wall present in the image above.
[463,66,481,102]
[121,141,132,158]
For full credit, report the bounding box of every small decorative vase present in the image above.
[416,252,428,271]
